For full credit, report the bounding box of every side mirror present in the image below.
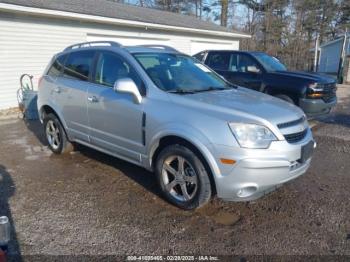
[247,66,261,74]
[114,78,142,104]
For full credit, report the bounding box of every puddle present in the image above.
[0,119,20,126]
[25,155,40,161]
[197,206,241,226]
[211,211,241,226]
[6,135,52,161]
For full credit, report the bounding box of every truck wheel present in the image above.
[155,144,212,210]
[275,94,295,104]
[44,113,73,154]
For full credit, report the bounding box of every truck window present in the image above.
[228,53,239,72]
[207,52,230,71]
[193,52,206,62]
[238,54,261,73]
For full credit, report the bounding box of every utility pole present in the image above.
[338,28,348,83]
[314,34,319,72]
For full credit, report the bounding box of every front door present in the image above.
[230,54,263,91]
[87,51,145,162]
[206,52,263,91]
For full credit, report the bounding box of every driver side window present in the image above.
[95,52,145,94]
[238,54,261,73]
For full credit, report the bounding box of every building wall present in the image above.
[318,36,350,76]
[318,40,343,74]
[0,11,240,109]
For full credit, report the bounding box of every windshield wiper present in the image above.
[167,85,236,94]
[192,86,234,93]
[167,88,195,94]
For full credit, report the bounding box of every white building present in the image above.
[318,33,350,80]
[0,0,250,109]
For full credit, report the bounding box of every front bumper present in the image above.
[210,129,315,201]
[299,97,337,117]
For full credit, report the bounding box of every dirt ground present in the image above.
[0,87,349,260]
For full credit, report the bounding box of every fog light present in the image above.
[237,186,257,198]
[0,216,10,249]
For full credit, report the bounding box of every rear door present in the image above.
[205,51,231,80]
[55,50,96,142]
[44,54,67,107]
[86,51,145,162]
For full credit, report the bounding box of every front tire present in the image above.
[155,144,212,210]
[44,113,73,154]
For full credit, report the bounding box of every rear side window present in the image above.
[47,55,66,77]
[63,50,95,81]
[207,52,230,71]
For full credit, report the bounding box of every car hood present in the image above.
[270,70,336,84]
[171,87,305,126]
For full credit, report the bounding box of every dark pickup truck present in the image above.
[194,50,337,117]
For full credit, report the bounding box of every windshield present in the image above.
[133,53,231,93]
[252,53,287,72]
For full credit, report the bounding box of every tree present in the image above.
[125,0,348,71]
[221,0,229,26]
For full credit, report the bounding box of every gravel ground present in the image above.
[0,87,349,260]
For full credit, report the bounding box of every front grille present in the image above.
[284,129,307,143]
[277,116,305,129]
[322,83,336,103]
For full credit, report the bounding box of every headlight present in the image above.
[308,82,323,92]
[229,123,277,149]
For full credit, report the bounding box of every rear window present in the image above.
[207,52,230,71]
[47,55,67,78]
[63,50,95,81]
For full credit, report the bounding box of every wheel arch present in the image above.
[40,105,66,127]
[39,104,71,139]
[150,134,219,195]
[263,85,300,105]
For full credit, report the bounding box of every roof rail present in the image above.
[64,41,122,51]
[137,45,178,52]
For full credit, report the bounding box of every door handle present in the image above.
[53,87,61,93]
[87,96,99,103]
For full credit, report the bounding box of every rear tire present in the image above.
[275,94,295,104]
[155,144,212,210]
[44,113,73,154]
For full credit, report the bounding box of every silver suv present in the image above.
[38,41,315,210]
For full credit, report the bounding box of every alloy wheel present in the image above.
[161,155,198,202]
[46,120,61,150]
